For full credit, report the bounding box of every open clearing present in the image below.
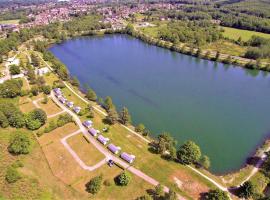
[66,133,105,166]
[222,26,270,41]
[38,98,63,116]
[0,19,20,24]
[0,129,86,200]
[19,96,35,112]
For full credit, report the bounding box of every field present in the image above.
[0,19,19,25]
[37,98,63,116]
[66,133,105,166]
[222,26,270,41]
[61,83,216,199]
[0,128,85,200]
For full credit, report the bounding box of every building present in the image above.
[88,128,98,137]
[73,106,81,114]
[83,120,92,128]
[53,88,62,95]
[97,135,110,145]
[36,67,50,76]
[66,101,74,108]
[120,152,135,164]
[58,96,66,104]
[11,74,24,79]
[108,143,121,154]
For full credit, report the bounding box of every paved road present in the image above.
[51,92,185,200]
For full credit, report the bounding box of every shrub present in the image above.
[86,88,97,101]
[41,85,51,95]
[116,171,131,186]
[5,167,21,183]
[57,114,73,127]
[0,111,9,128]
[135,123,145,133]
[9,65,21,75]
[8,112,25,128]
[85,175,103,194]
[8,132,32,154]
[30,86,39,96]
[11,160,24,168]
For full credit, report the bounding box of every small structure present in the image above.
[97,135,110,145]
[73,106,81,114]
[88,128,98,137]
[35,67,50,76]
[53,88,62,95]
[66,101,74,108]
[58,96,66,104]
[108,143,121,154]
[83,120,92,128]
[120,152,135,164]
[11,74,24,79]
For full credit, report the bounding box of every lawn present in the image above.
[66,133,105,166]
[0,19,19,25]
[222,26,270,41]
[0,128,85,200]
[37,98,63,116]
[19,96,36,112]
[205,40,247,56]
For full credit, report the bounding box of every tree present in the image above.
[157,133,177,156]
[5,167,21,183]
[9,65,21,75]
[135,123,145,133]
[215,51,220,61]
[204,189,229,200]
[27,68,36,84]
[0,111,9,128]
[0,79,22,98]
[154,184,164,198]
[177,140,201,165]
[30,108,47,125]
[199,155,211,169]
[85,175,103,194]
[106,109,118,125]
[119,107,131,125]
[8,132,32,154]
[86,88,97,101]
[30,86,39,96]
[42,94,48,104]
[104,96,114,111]
[164,188,177,200]
[36,76,46,87]
[238,181,255,199]
[8,112,25,128]
[31,53,40,67]
[136,194,153,200]
[116,171,131,186]
[71,76,80,87]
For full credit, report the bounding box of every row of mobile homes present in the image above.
[53,88,62,96]
[59,96,67,104]
[97,135,110,145]
[66,101,74,108]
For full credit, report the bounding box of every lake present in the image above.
[50,34,270,174]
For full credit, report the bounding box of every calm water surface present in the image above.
[50,35,270,174]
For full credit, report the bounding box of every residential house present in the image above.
[97,135,110,145]
[120,152,135,164]
[108,143,121,154]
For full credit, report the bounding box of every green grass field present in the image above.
[0,19,20,25]
[222,26,270,41]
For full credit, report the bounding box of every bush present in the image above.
[9,65,21,75]
[116,171,131,186]
[57,114,73,127]
[8,112,25,128]
[41,85,51,95]
[0,111,9,128]
[135,123,145,133]
[11,160,24,168]
[86,88,97,101]
[30,86,39,96]
[8,132,32,154]
[85,175,103,194]
[5,167,21,183]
